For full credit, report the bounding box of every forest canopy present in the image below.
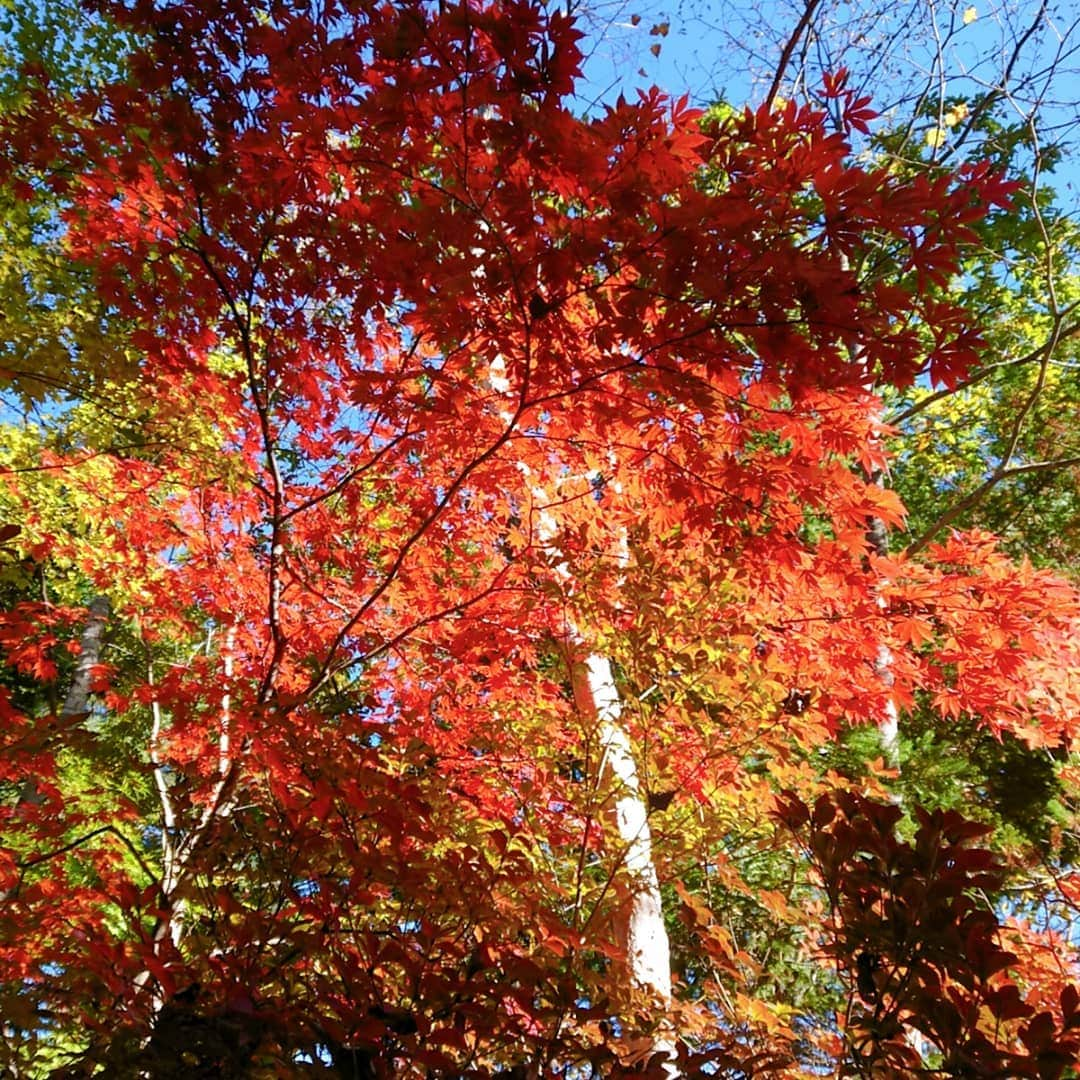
[1,1,1079,1076]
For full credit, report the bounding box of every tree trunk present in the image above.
[572,652,679,1076]
[61,596,110,719]
[491,356,678,1070]
[866,510,900,769]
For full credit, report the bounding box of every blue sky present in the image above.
[571,0,1078,111]
[569,0,1080,211]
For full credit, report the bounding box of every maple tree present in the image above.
[2,1,1080,1076]
[613,0,1080,567]
[664,1,1080,1025]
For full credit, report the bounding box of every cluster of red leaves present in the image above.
[0,0,1076,1074]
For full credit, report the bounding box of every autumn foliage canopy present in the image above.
[1,0,1079,1075]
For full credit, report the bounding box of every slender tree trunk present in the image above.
[868,437,933,1064]
[490,356,678,1070]
[130,622,237,1052]
[572,653,679,1075]
[866,509,900,769]
[60,596,110,719]
[143,625,236,961]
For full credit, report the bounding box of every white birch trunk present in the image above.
[874,623,900,769]
[866,400,931,1062]
[490,355,678,1070]
[573,654,673,1002]
[572,654,679,1074]
[61,596,111,720]
[865,432,900,771]
[137,624,236,1006]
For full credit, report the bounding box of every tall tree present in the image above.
[638,0,1080,1007]
[1,1,1079,1076]
[588,0,1080,566]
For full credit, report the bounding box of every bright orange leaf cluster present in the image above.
[1,0,1078,1075]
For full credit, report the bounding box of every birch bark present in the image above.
[490,355,678,1070]
[60,596,110,720]
[866,505,900,769]
[135,624,236,1014]
[571,653,679,1075]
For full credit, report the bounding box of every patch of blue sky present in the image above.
[569,0,1078,206]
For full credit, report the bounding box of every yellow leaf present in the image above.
[925,126,947,149]
[963,5,977,23]
[944,102,969,127]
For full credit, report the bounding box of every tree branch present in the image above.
[765,0,825,110]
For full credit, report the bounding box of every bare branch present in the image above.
[765,0,825,110]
